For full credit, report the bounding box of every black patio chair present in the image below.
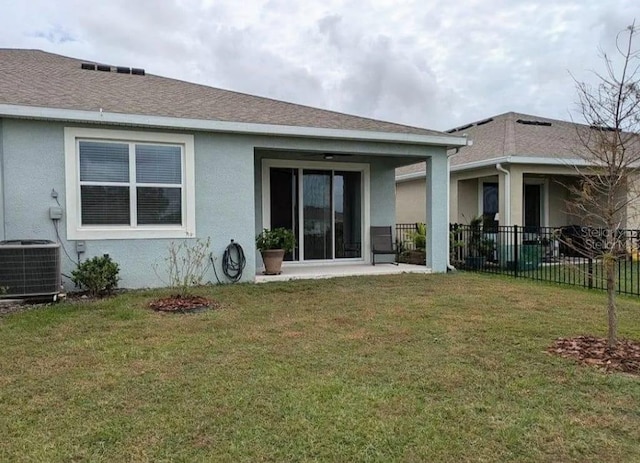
[371,226,399,266]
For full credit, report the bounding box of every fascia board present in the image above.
[396,155,595,180]
[450,155,593,172]
[0,104,467,149]
[396,171,428,182]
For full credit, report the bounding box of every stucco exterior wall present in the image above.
[395,178,426,224]
[1,119,257,289]
[456,177,478,223]
[2,118,451,288]
[548,177,571,227]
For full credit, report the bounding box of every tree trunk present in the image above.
[605,255,618,349]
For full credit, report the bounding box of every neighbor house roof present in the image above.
[0,49,458,142]
[396,111,591,178]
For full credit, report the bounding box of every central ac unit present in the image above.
[0,240,61,299]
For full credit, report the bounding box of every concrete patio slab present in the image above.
[255,263,431,283]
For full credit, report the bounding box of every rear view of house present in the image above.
[0,49,465,289]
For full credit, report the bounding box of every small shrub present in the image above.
[406,223,426,251]
[154,237,212,296]
[71,255,120,297]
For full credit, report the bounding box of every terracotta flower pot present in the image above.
[261,249,285,275]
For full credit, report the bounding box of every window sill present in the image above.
[67,226,196,240]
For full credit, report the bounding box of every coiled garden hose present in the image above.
[211,240,246,283]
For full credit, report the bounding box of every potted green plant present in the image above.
[256,227,296,275]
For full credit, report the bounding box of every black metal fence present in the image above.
[396,223,423,252]
[449,224,640,297]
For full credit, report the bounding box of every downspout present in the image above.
[496,163,510,225]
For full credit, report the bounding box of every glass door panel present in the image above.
[482,182,499,231]
[303,170,332,260]
[269,168,299,260]
[334,171,362,258]
[524,184,541,233]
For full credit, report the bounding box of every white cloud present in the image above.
[0,0,638,130]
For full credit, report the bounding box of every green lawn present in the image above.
[1,273,639,462]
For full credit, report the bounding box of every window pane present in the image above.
[81,186,130,225]
[137,187,182,225]
[136,145,182,184]
[79,141,129,182]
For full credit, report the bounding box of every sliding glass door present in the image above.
[334,171,362,258]
[268,166,362,261]
[303,170,333,260]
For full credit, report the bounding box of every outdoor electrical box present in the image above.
[49,206,63,220]
[75,241,86,254]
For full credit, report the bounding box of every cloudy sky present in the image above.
[1,0,638,131]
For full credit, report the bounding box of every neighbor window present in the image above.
[65,128,195,240]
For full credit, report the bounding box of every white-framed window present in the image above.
[64,127,196,240]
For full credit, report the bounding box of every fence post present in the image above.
[588,258,593,289]
[514,225,519,278]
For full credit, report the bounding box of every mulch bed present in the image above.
[149,295,218,314]
[548,336,640,375]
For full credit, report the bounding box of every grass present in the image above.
[0,273,639,462]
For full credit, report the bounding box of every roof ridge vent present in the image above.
[447,123,473,133]
[80,63,145,76]
[516,119,552,127]
[475,118,493,126]
[590,124,617,132]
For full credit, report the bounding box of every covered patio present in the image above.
[255,263,431,283]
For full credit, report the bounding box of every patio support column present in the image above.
[425,154,448,272]
[509,166,524,226]
[0,120,4,240]
[626,173,640,230]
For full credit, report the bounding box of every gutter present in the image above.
[496,163,510,225]
[397,155,595,181]
[451,155,592,172]
[0,104,468,148]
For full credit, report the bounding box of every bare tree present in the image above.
[568,22,640,348]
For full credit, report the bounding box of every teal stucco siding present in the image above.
[0,118,450,288]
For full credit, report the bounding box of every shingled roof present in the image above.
[446,112,590,166]
[397,111,591,177]
[0,48,448,137]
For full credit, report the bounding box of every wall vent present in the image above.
[0,240,61,299]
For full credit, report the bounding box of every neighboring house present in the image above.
[396,111,640,231]
[0,49,466,288]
